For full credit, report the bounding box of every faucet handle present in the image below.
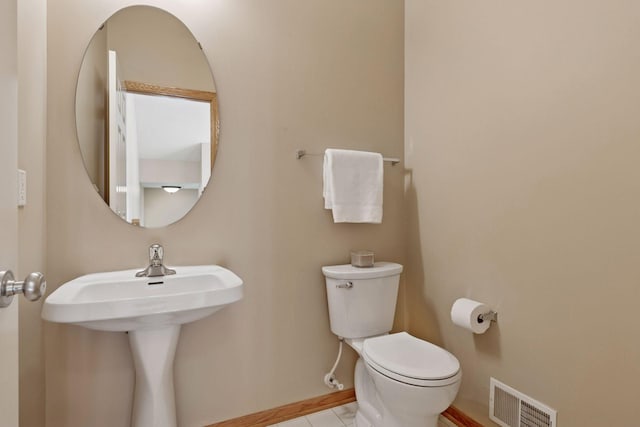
[149,244,163,262]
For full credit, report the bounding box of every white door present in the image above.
[108,50,128,220]
[0,0,20,424]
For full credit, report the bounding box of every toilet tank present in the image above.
[322,262,403,339]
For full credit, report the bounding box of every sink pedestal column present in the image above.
[129,325,181,427]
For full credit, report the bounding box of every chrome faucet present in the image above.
[135,244,176,277]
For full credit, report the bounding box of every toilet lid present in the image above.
[322,262,403,280]
[362,332,460,384]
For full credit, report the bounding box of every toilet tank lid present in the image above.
[322,262,403,280]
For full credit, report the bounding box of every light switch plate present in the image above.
[17,169,26,207]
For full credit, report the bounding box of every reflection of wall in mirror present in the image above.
[143,188,198,228]
[139,159,201,184]
[76,25,107,197]
[106,7,215,91]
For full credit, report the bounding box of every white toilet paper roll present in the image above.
[451,298,492,334]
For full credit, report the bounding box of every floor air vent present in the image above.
[490,378,557,427]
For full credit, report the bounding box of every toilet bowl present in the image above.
[323,263,461,427]
[362,332,460,427]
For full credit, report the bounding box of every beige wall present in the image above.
[406,1,640,425]
[17,0,47,426]
[46,1,404,426]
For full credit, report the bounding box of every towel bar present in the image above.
[296,149,400,166]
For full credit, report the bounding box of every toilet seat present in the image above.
[362,332,461,387]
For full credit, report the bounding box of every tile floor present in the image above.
[268,402,357,427]
[268,402,455,427]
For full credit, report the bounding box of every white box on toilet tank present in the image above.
[322,262,403,339]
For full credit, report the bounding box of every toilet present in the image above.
[322,262,461,427]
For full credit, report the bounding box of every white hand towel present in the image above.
[323,148,383,223]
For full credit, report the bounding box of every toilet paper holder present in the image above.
[477,310,498,324]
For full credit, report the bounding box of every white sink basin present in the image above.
[42,265,243,331]
[41,264,243,427]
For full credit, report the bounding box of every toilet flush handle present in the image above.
[336,281,353,289]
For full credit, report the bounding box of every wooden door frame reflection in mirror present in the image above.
[124,80,219,165]
[104,80,219,207]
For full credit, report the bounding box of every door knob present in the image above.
[0,270,46,308]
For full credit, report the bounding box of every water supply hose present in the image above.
[324,338,344,390]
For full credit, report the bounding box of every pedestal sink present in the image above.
[41,265,243,427]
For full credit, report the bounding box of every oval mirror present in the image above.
[75,6,218,228]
